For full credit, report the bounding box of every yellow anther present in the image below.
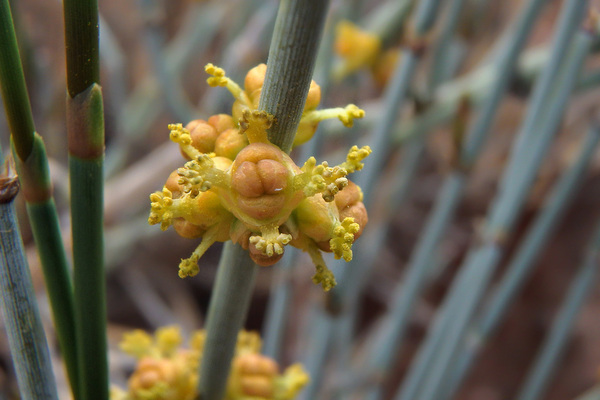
[295,150,367,201]
[342,145,372,173]
[149,187,175,231]
[338,104,365,127]
[179,254,200,278]
[177,154,227,196]
[275,364,310,399]
[306,247,336,291]
[204,63,244,101]
[238,109,275,144]
[301,104,366,128]
[204,63,227,87]
[156,326,183,357]
[169,123,202,159]
[178,227,220,278]
[120,330,153,359]
[250,226,292,257]
[330,217,360,261]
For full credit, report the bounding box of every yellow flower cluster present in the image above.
[334,20,400,87]
[110,327,309,400]
[149,63,371,291]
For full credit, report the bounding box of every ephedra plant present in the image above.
[1,1,600,400]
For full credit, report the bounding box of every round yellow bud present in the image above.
[214,128,249,160]
[185,119,218,155]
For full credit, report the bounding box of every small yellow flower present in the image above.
[111,328,309,400]
[333,20,382,80]
[149,63,371,291]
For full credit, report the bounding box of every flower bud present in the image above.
[214,128,249,160]
[335,181,367,239]
[230,353,279,398]
[185,119,218,155]
[207,113,235,134]
[244,63,267,95]
[227,143,299,222]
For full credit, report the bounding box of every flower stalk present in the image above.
[198,0,330,399]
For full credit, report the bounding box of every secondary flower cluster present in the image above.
[110,327,308,400]
[334,20,400,86]
[149,63,370,291]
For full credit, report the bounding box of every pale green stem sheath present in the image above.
[393,13,592,400]
[333,0,465,378]
[359,0,546,398]
[0,0,79,395]
[303,0,442,398]
[199,1,330,399]
[517,216,600,400]
[63,0,107,396]
[442,120,600,400]
[0,150,58,400]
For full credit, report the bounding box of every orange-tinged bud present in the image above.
[339,202,367,239]
[227,142,298,222]
[304,80,321,111]
[334,180,363,210]
[244,63,267,95]
[173,219,206,239]
[128,357,176,392]
[214,128,249,160]
[230,353,279,398]
[249,240,283,266]
[207,113,235,133]
[335,181,367,239]
[185,120,218,155]
[165,170,183,196]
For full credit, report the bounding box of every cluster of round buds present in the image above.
[148,63,371,291]
[110,327,309,400]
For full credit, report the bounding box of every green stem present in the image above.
[393,9,591,400]
[0,0,34,159]
[13,136,80,399]
[64,0,107,395]
[0,155,58,400]
[198,243,258,400]
[0,1,79,396]
[259,0,330,153]
[63,0,100,98]
[517,216,600,400]
[199,1,330,399]
[444,120,600,400]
